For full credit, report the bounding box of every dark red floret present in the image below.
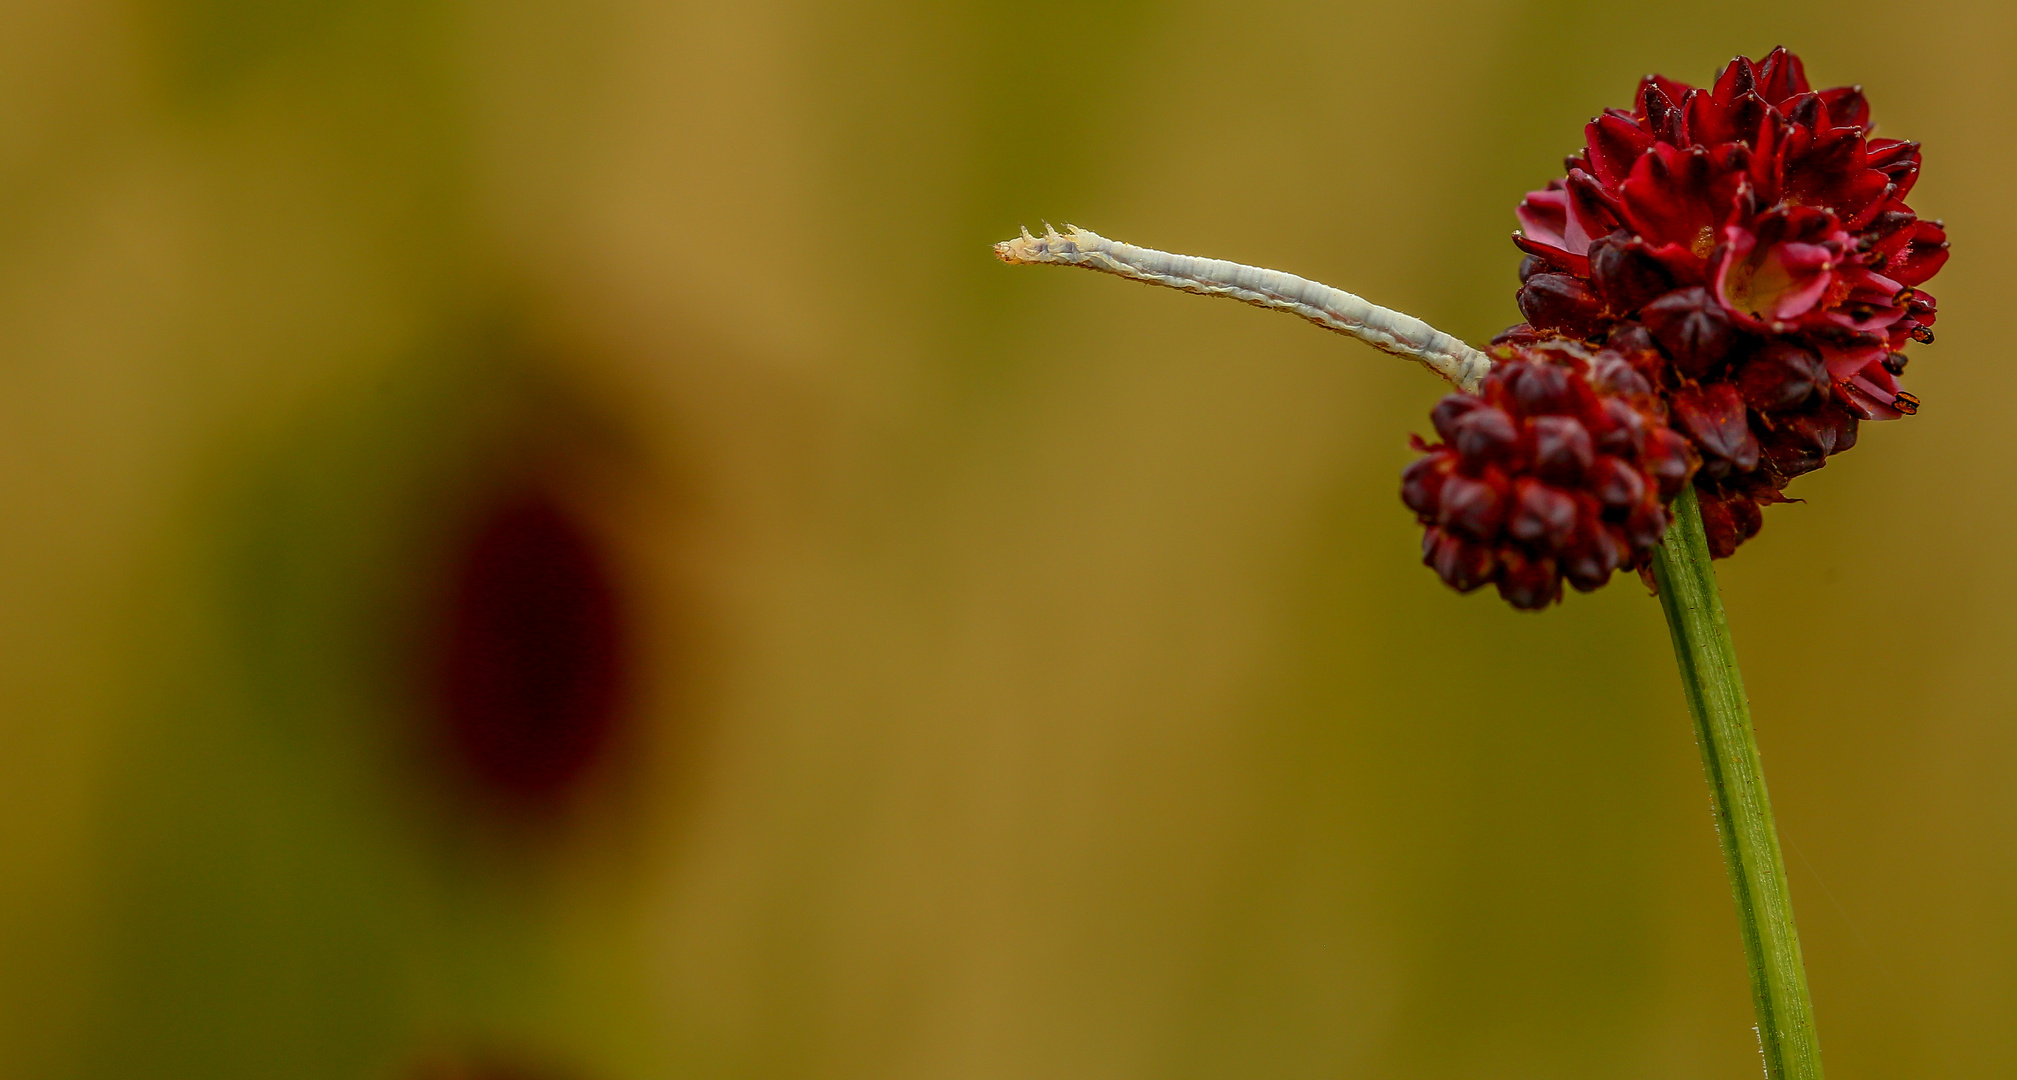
[1671,382,1760,479]
[1733,342,1829,412]
[1640,287,1736,379]
[1401,342,1696,610]
[1504,46,1945,556]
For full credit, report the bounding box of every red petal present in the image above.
[1619,144,1732,254]
[1784,92,1824,132]
[1640,79,1686,144]
[1586,113,1654,186]
[1563,169,1622,251]
[1892,221,1949,286]
[1749,110,1787,202]
[1861,202,1919,266]
[1756,47,1810,105]
[1512,233,1592,278]
[1819,85,1870,131]
[1713,56,1757,107]
[1684,91,1721,146]
[1865,138,1920,171]
[1516,187,1571,249]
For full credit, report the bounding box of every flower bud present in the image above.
[1590,233,1678,312]
[1451,407,1521,465]
[1496,548,1563,610]
[1642,427,1699,499]
[1590,455,1647,508]
[1402,346,1690,608]
[1507,478,1581,551]
[1439,471,1509,540]
[1671,382,1761,479]
[1401,451,1455,518]
[1734,343,1828,412]
[1530,415,1596,484]
[1697,485,1764,558]
[1425,528,1499,593]
[1430,394,1485,443]
[1641,286,1738,379]
[1518,273,1611,339]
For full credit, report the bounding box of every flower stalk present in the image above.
[998,219,1831,1074]
[1652,483,1821,1080]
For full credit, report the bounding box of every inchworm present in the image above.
[994,224,1492,392]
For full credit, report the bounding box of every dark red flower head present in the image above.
[1502,47,1944,557]
[1404,341,1697,610]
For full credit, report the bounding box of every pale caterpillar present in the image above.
[995,224,1492,392]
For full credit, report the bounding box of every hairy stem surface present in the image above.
[1652,485,1822,1080]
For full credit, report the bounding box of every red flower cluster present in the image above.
[1405,343,1697,609]
[1503,47,1945,556]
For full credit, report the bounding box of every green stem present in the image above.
[1651,485,1822,1080]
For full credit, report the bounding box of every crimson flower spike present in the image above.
[1508,44,1945,559]
[998,46,1942,1080]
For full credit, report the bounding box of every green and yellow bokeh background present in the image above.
[3,1,2013,1077]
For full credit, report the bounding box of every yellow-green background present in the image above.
[1,1,2009,1077]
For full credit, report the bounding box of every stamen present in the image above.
[995,224,1493,391]
[1846,373,1918,417]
